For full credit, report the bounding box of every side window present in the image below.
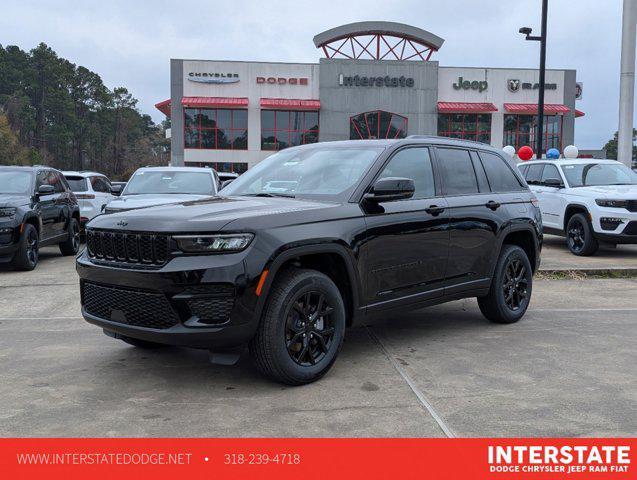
[436,148,479,195]
[525,164,544,185]
[540,164,561,184]
[470,151,491,192]
[377,147,435,199]
[478,151,526,192]
[35,171,49,190]
[91,177,110,193]
[50,172,65,193]
[518,164,529,177]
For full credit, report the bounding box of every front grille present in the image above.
[86,229,169,267]
[82,282,179,329]
[622,221,637,235]
[625,200,637,213]
[181,285,235,325]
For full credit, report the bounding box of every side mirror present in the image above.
[37,185,55,196]
[543,178,563,188]
[110,185,123,196]
[364,177,415,203]
[219,179,234,190]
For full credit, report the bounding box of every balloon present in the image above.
[518,146,534,161]
[563,145,579,159]
[546,148,560,159]
[503,145,516,157]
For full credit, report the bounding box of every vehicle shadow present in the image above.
[0,245,81,272]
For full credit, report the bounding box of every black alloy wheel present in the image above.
[565,213,599,256]
[567,219,585,253]
[26,227,39,266]
[59,218,81,256]
[285,291,335,366]
[502,257,528,312]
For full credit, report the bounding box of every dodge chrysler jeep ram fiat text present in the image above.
[77,138,542,384]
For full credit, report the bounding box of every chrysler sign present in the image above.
[338,74,415,87]
[187,72,240,84]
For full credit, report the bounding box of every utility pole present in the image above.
[519,0,549,158]
[618,0,636,168]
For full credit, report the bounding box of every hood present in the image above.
[0,193,30,208]
[571,185,637,197]
[88,195,343,233]
[106,193,213,212]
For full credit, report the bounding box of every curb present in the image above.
[538,267,637,278]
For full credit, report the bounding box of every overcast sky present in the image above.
[0,0,629,148]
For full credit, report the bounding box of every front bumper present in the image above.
[0,221,20,262]
[76,250,262,349]
[591,207,637,243]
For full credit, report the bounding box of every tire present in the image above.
[478,245,533,324]
[249,268,346,385]
[120,336,165,349]
[10,223,39,271]
[59,217,80,256]
[566,213,599,256]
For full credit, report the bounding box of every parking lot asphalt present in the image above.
[540,234,637,272]
[0,246,635,437]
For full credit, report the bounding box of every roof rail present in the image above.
[406,135,494,147]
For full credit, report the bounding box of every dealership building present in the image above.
[155,21,583,173]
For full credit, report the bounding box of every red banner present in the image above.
[0,438,633,480]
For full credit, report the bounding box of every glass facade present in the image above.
[437,113,491,144]
[184,108,248,150]
[503,114,563,151]
[350,111,407,140]
[261,110,319,151]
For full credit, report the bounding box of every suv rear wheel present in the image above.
[478,245,532,324]
[566,213,599,256]
[11,223,39,271]
[59,217,80,256]
[249,268,346,385]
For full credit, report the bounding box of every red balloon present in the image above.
[518,146,534,161]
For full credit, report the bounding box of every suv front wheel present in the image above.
[478,245,533,324]
[566,213,599,256]
[11,223,39,271]
[249,268,346,385]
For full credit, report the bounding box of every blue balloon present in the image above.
[547,148,560,159]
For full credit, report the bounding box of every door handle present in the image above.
[425,205,445,216]
[485,200,501,211]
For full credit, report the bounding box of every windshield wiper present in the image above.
[240,192,296,198]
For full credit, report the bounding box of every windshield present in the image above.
[65,176,88,192]
[562,163,637,187]
[222,146,384,200]
[123,170,215,195]
[0,170,32,195]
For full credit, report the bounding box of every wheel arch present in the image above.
[255,243,362,327]
[499,227,540,273]
[22,213,41,237]
[563,203,590,231]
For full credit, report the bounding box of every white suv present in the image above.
[517,159,637,255]
[62,171,115,228]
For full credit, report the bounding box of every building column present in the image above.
[491,112,504,148]
[170,59,184,166]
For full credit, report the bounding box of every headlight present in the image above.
[0,207,17,218]
[595,199,629,208]
[173,233,254,253]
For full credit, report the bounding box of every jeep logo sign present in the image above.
[453,76,488,92]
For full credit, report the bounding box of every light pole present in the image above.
[519,0,549,158]
[618,0,636,169]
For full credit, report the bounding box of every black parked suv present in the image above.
[77,138,542,384]
[0,166,81,270]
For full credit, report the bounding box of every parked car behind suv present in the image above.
[103,166,218,214]
[518,159,637,255]
[1,166,80,270]
[77,138,542,384]
[62,171,115,228]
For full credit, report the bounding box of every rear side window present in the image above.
[378,147,435,199]
[525,164,544,185]
[91,176,111,193]
[478,151,526,192]
[65,176,88,192]
[436,148,479,195]
[541,164,561,183]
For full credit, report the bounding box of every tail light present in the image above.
[75,194,95,199]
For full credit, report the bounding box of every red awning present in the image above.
[155,99,171,117]
[437,102,498,113]
[504,103,571,114]
[260,98,320,110]
[181,97,249,108]
[575,109,585,118]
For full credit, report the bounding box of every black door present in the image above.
[434,147,501,293]
[362,146,450,309]
[35,170,59,241]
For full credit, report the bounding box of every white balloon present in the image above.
[563,145,579,159]
[503,145,516,157]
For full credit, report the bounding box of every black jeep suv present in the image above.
[1,166,81,270]
[77,138,542,384]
